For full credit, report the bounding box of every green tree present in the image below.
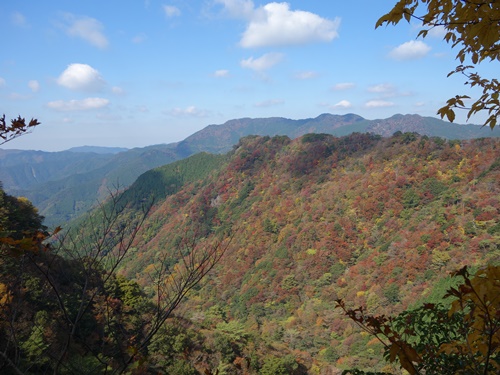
[259,354,299,375]
[166,359,198,375]
[20,311,50,366]
[377,1,500,128]
[336,265,500,375]
[147,320,201,371]
[0,190,232,375]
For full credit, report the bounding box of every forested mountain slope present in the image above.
[112,132,499,373]
[0,148,113,190]
[2,113,499,227]
[0,145,181,226]
[1,132,498,374]
[177,113,500,154]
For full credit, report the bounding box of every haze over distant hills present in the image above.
[177,113,500,154]
[67,146,129,154]
[1,113,499,226]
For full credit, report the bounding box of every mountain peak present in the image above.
[315,113,365,122]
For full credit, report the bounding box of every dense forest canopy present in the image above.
[1,132,499,374]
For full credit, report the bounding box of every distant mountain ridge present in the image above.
[1,113,499,226]
[176,113,500,154]
[0,145,180,225]
[67,146,129,154]
[176,113,366,154]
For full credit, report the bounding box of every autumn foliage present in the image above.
[1,131,499,373]
[0,115,40,145]
[112,132,500,373]
[338,265,499,374]
[377,1,500,128]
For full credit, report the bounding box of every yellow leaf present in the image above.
[446,109,456,123]
[0,283,12,306]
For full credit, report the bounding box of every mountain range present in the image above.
[1,113,499,226]
[1,121,499,373]
[109,132,500,372]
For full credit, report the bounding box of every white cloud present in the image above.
[214,69,230,77]
[389,40,431,60]
[28,80,40,92]
[57,63,105,91]
[365,100,395,108]
[166,106,211,117]
[63,14,108,49]
[295,71,317,80]
[413,23,446,39]
[367,83,394,94]
[47,98,110,111]
[11,12,28,27]
[254,99,284,107]
[240,52,283,71]
[0,77,5,87]
[332,82,355,91]
[240,2,340,48]
[427,25,446,38]
[366,83,414,100]
[332,100,352,109]
[163,5,181,17]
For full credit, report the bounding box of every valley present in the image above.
[1,113,499,227]
[1,114,499,374]
[3,1,500,373]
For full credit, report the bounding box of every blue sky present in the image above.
[1,0,497,151]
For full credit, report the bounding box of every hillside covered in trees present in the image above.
[115,132,500,373]
[2,113,499,228]
[1,132,499,374]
